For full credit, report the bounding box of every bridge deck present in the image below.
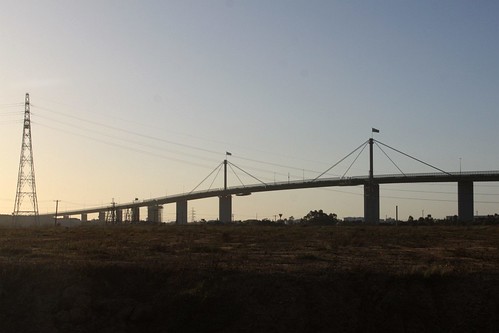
[44,171,499,217]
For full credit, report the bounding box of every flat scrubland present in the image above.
[0,225,498,332]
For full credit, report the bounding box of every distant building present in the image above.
[343,217,364,223]
[380,218,396,225]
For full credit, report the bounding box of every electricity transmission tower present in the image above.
[13,93,39,225]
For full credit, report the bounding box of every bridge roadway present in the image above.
[43,170,499,223]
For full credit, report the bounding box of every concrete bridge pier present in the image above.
[81,213,87,222]
[147,205,163,223]
[176,199,188,224]
[116,209,123,223]
[458,181,474,222]
[364,183,380,224]
[131,207,140,222]
[219,195,232,223]
[99,211,106,223]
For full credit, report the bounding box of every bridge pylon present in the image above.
[364,138,380,224]
[219,158,232,222]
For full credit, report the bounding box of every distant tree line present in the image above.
[195,211,499,226]
[300,210,338,225]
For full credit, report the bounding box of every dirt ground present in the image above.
[0,224,498,332]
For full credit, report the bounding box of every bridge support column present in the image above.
[148,205,163,223]
[116,209,123,223]
[364,183,379,224]
[131,207,140,222]
[219,195,232,223]
[81,213,87,222]
[98,212,105,223]
[176,200,188,224]
[458,181,474,222]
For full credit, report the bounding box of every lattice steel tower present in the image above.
[13,93,39,224]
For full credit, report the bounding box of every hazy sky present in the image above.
[1,0,498,221]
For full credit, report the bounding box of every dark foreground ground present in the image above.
[0,225,498,332]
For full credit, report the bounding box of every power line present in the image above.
[34,109,332,179]
[32,120,216,170]
[33,104,224,157]
[32,103,350,176]
[32,104,326,180]
[32,113,221,166]
[231,154,325,175]
[37,117,321,182]
[32,105,344,182]
[319,187,499,204]
[0,103,23,109]
[35,97,346,169]
[383,187,499,196]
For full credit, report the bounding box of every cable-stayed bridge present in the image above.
[7,95,497,224]
[41,138,499,224]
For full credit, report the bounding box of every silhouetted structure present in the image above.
[13,93,39,225]
[39,135,499,225]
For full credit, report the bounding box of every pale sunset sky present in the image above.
[1,0,498,221]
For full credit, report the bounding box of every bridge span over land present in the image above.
[12,95,498,225]
[40,138,499,224]
[43,170,499,224]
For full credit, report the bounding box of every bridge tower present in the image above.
[13,93,39,225]
[364,138,380,224]
[219,158,232,222]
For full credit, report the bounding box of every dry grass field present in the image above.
[0,224,498,332]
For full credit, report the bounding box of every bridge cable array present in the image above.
[189,162,224,194]
[341,142,368,179]
[374,142,406,176]
[313,138,453,183]
[374,140,452,176]
[313,140,369,181]
[228,163,246,188]
[189,160,268,195]
[229,162,268,186]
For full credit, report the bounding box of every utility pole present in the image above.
[54,200,60,226]
[111,199,116,223]
[13,93,39,225]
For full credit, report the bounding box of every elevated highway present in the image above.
[43,170,499,223]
